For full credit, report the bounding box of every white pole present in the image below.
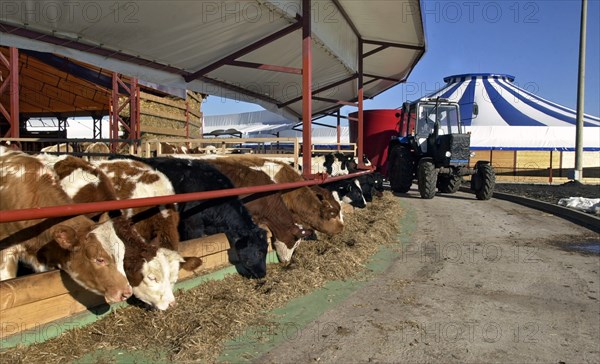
[574,0,587,181]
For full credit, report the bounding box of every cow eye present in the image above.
[95,257,106,265]
[148,275,158,282]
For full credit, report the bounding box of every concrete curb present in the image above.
[459,187,600,233]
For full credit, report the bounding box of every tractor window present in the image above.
[437,105,460,134]
[416,105,436,136]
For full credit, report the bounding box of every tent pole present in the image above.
[301,0,313,178]
[574,0,587,181]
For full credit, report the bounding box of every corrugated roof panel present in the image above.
[0,0,425,120]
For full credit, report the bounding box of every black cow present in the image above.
[356,172,386,202]
[323,178,367,208]
[116,156,268,279]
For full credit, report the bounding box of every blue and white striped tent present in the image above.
[426,73,600,151]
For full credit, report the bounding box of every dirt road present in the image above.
[254,189,600,363]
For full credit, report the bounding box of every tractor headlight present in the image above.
[445,151,452,157]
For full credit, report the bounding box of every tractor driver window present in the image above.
[437,106,460,134]
[417,106,435,135]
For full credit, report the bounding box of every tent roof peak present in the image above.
[443,73,515,83]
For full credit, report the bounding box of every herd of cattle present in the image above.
[0,144,385,311]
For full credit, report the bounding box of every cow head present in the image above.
[229,227,268,279]
[311,186,344,235]
[348,180,367,208]
[39,222,133,303]
[132,248,184,310]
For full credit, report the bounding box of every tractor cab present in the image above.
[399,98,463,150]
[388,97,495,200]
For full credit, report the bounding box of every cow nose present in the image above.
[169,300,177,308]
[121,286,133,300]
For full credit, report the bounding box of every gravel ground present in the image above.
[493,181,599,205]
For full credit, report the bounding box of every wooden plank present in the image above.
[0,276,105,340]
[0,271,67,311]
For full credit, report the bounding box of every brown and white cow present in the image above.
[203,157,313,263]
[83,142,111,162]
[0,150,132,303]
[39,155,199,310]
[40,143,73,154]
[210,156,344,236]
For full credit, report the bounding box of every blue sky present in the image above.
[202,0,600,121]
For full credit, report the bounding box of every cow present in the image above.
[159,142,188,155]
[40,143,73,154]
[322,178,367,209]
[0,150,132,303]
[344,155,383,203]
[117,156,269,279]
[83,142,111,162]
[293,153,351,176]
[0,141,21,152]
[39,155,199,310]
[215,156,344,236]
[203,157,314,263]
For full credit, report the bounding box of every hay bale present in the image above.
[119,91,203,140]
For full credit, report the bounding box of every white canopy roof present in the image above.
[0,1,425,121]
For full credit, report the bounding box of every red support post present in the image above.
[357,40,367,169]
[9,47,19,138]
[337,110,341,152]
[110,73,120,152]
[110,73,140,152]
[301,0,313,178]
[185,95,190,139]
[0,47,20,138]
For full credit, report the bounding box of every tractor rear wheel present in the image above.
[417,159,438,199]
[472,162,496,200]
[438,174,463,193]
[388,146,414,193]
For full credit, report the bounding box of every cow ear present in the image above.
[52,225,80,251]
[313,190,325,202]
[99,212,111,224]
[181,256,203,271]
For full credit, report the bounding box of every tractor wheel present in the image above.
[472,162,496,200]
[438,174,463,193]
[417,159,438,199]
[388,146,414,193]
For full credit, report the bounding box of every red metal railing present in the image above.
[0,170,372,223]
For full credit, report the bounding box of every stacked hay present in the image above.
[120,91,203,140]
[0,192,403,363]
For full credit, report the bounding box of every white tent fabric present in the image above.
[0,1,425,121]
[426,74,600,151]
